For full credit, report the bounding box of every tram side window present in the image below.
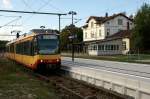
[33,38,38,55]
[30,41,34,56]
[16,43,22,54]
[16,44,18,54]
[16,44,19,54]
[20,43,24,54]
[23,41,31,55]
[16,41,32,55]
[6,46,9,52]
[10,44,14,53]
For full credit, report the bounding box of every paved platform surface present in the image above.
[62,57,150,99]
[62,57,150,82]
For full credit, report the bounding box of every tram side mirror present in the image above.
[16,33,20,38]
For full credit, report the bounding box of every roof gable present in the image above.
[86,16,105,23]
[86,13,133,24]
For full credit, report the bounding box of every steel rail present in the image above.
[29,72,91,99]
[34,72,128,99]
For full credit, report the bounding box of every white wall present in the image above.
[83,14,133,55]
[83,15,134,42]
[88,39,123,55]
[83,19,105,42]
[104,15,133,36]
[87,38,131,55]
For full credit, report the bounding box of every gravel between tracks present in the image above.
[34,71,133,99]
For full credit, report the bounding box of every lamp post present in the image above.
[68,11,77,62]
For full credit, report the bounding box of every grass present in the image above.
[0,58,60,99]
[62,53,150,64]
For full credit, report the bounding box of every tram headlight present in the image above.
[56,59,60,62]
[40,60,43,63]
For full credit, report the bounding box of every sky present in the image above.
[0,0,149,40]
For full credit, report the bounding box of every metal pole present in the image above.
[58,15,61,33]
[72,13,74,62]
[58,15,61,54]
[72,13,73,25]
[68,11,77,62]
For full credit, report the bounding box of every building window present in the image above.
[105,45,109,50]
[108,45,111,50]
[85,32,87,38]
[107,22,110,24]
[116,45,119,50]
[88,45,92,50]
[91,22,94,28]
[94,45,97,50]
[110,45,114,50]
[91,31,94,38]
[122,41,126,50]
[98,45,104,50]
[114,45,117,50]
[106,29,110,36]
[118,29,122,32]
[98,45,102,50]
[118,19,123,25]
[99,45,120,51]
[94,32,96,38]
[99,30,101,37]
[98,45,101,50]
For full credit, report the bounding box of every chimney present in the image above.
[129,14,133,19]
[105,12,108,17]
[127,22,130,30]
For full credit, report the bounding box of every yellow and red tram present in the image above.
[6,29,61,71]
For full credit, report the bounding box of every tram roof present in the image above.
[31,29,59,34]
[6,29,59,46]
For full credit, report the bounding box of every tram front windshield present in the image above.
[37,35,59,54]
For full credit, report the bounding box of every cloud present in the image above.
[2,0,12,9]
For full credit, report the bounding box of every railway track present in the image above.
[40,74,98,99]
[1,56,133,99]
[25,69,133,99]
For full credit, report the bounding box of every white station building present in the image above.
[82,13,134,55]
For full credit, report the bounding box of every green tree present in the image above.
[60,25,83,51]
[0,40,8,52]
[131,3,150,53]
